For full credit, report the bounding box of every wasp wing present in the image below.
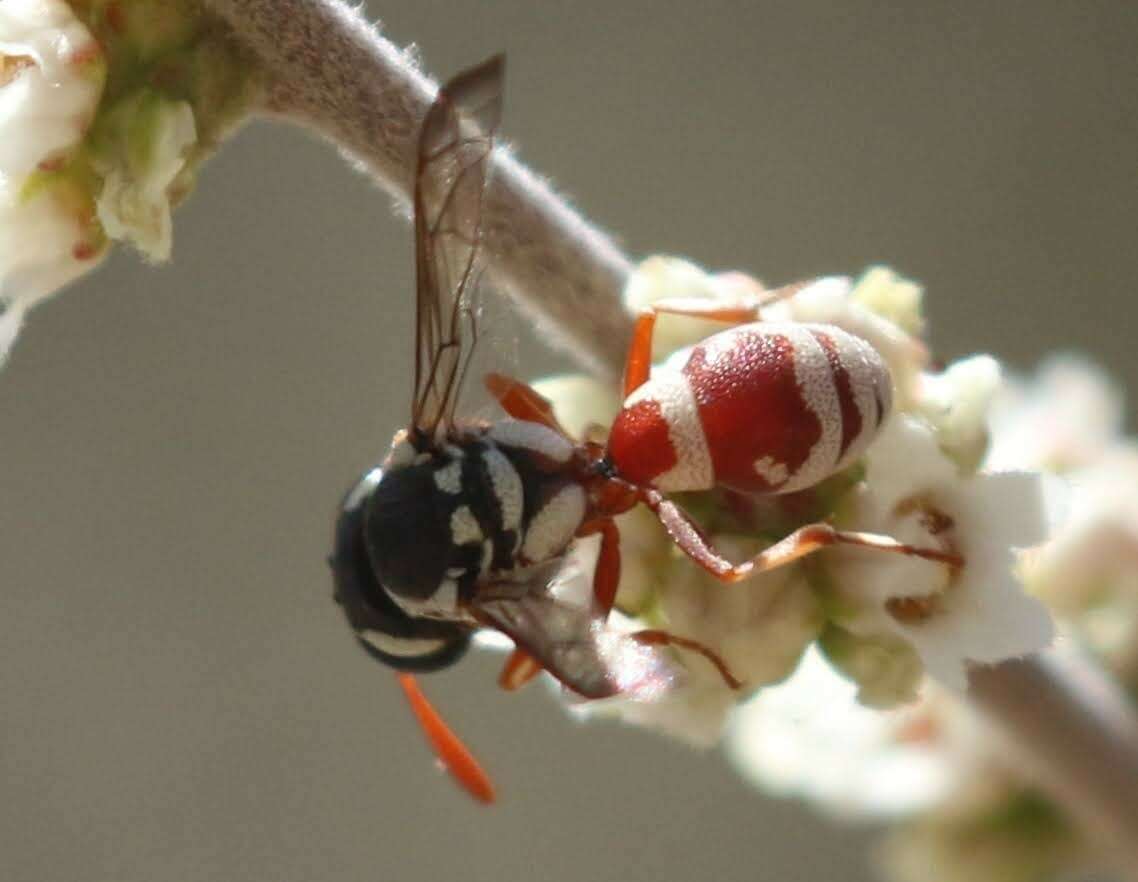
[412,55,504,438]
[470,562,681,701]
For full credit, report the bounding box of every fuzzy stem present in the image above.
[969,653,1138,878]
[202,0,633,377]
[204,0,1138,866]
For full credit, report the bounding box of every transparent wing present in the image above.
[411,55,505,438]
[470,560,681,701]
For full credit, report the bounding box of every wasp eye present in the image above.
[330,468,470,672]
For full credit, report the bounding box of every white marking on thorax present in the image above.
[360,630,448,659]
[450,505,483,545]
[482,443,524,538]
[777,324,843,493]
[488,419,573,463]
[521,484,586,563]
[625,371,714,492]
[433,459,463,494]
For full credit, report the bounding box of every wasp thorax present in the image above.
[330,467,470,672]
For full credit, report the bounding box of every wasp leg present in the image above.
[630,630,743,690]
[578,517,622,617]
[484,372,571,436]
[640,488,963,582]
[397,673,496,804]
[498,517,623,693]
[622,280,811,397]
[498,649,543,691]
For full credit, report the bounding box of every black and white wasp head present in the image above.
[331,466,472,672]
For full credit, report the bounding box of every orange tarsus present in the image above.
[498,649,543,691]
[397,673,496,805]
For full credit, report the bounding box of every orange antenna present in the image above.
[396,673,496,805]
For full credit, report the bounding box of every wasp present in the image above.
[331,56,960,805]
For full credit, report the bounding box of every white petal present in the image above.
[1,0,103,361]
[917,355,1002,470]
[0,0,100,178]
[860,414,958,512]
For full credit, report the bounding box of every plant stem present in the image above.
[202,0,633,377]
[204,0,1138,868]
[969,652,1138,878]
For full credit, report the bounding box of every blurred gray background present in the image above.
[2,2,1136,881]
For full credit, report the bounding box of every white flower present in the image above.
[0,1,258,367]
[725,647,955,818]
[916,354,1002,472]
[0,0,104,363]
[829,414,1054,692]
[986,355,1124,473]
[851,266,925,337]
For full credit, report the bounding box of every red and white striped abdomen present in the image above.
[607,322,892,494]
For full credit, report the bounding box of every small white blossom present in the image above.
[0,0,258,366]
[987,355,1124,473]
[0,0,105,363]
[726,647,955,818]
[829,414,1054,692]
[851,265,926,338]
[916,354,1002,472]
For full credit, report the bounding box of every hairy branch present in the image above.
[204,0,1138,867]
[969,653,1138,878]
[204,0,633,377]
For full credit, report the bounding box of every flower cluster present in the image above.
[535,256,1054,746]
[0,0,259,365]
[731,355,1138,882]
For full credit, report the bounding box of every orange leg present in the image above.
[498,517,623,693]
[578,517,622,617]
[497,650,543,691]
[631,630,743,690]
[638,486,963,582]
[397,673,496,805]
[484,372,570,436]
[622,281,811,397]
